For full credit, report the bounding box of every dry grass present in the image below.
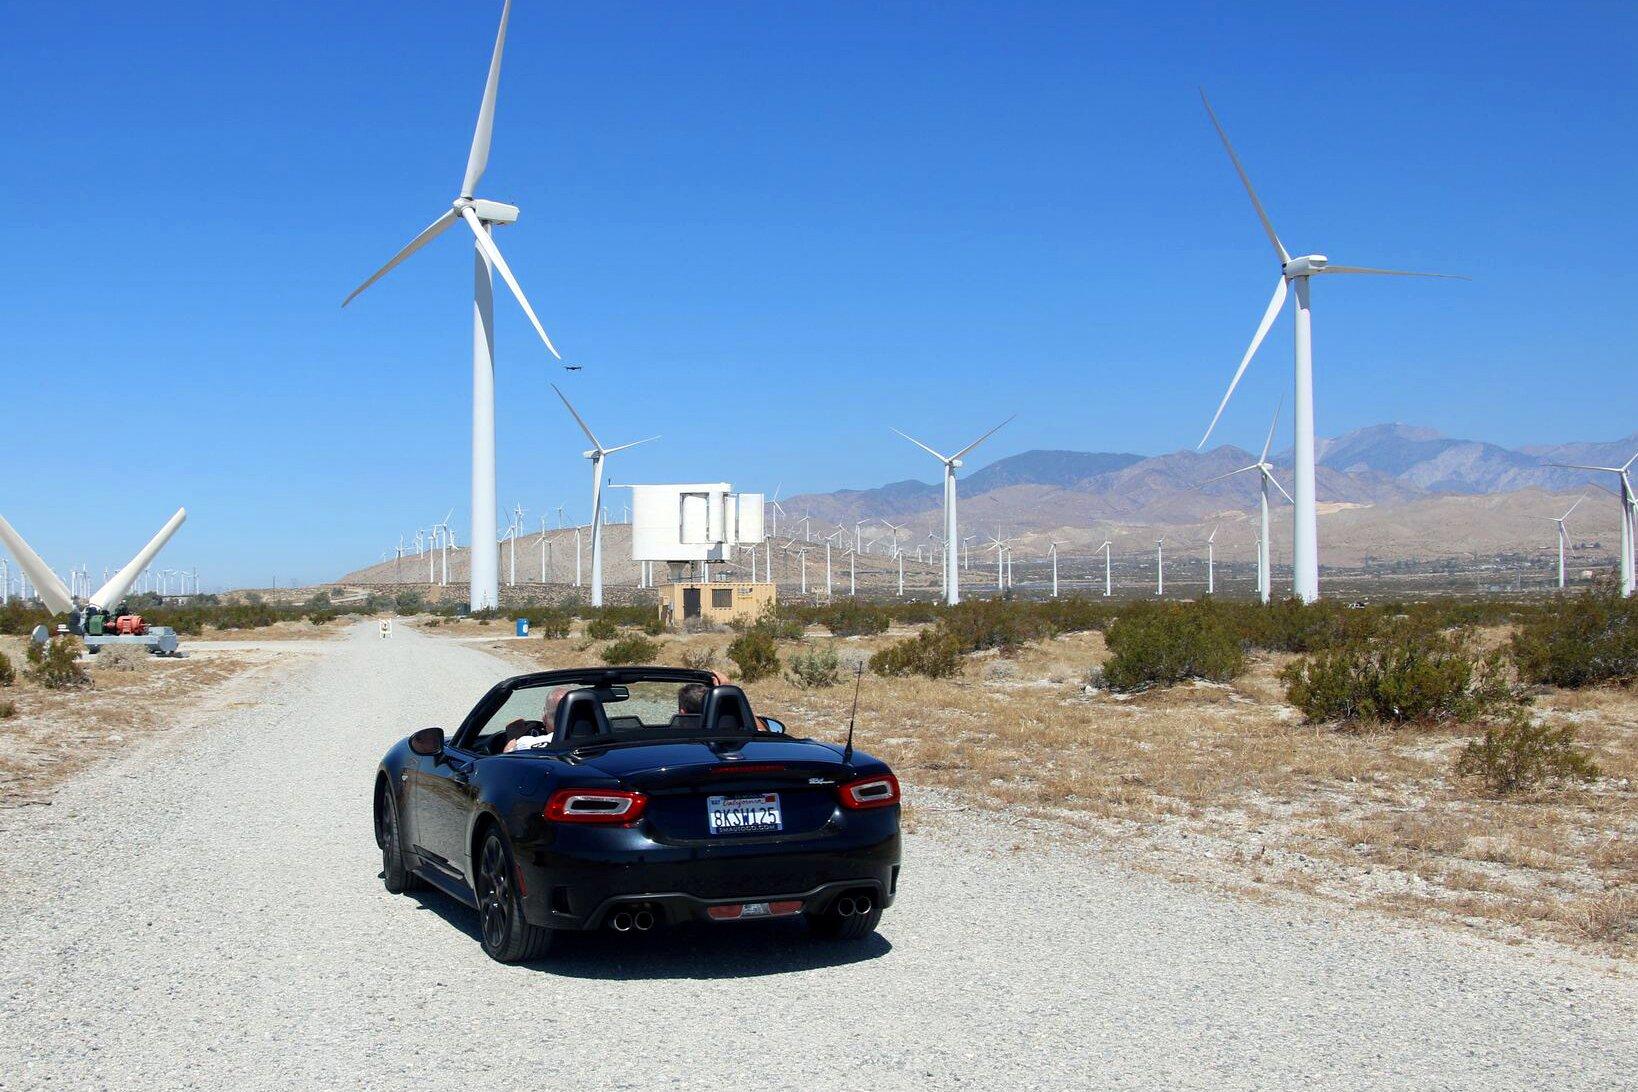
[0,636,292,806]
[475,619,1638,956]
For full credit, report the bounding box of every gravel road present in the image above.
[2,623,1633,1090]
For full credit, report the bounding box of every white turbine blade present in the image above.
[1259,394,1284,463]
[89,507,187,610]
[1200,464,1260,486]
[342,209,460,306]
[1199,88,1288,264]
[1199,276,1288,449]
[1562,493,1587,519]
[602,435,660,456]
[0,514,76,615]
[1319,265,1470,280]
[551,383,603,449]
[1549,462,1623,473]
[461,0,512,198]
[951,414,1017,462]
[1264,468,1295,504]
[890,428,951,464]
[462,207,561,358]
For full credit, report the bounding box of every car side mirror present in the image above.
[761,717,786,735]
[409,726,445,756]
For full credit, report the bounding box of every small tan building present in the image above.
[657,581,776,628]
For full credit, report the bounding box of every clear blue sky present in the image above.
[3,1,1634,588]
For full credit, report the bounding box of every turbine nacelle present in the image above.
[1281,254,1329,278]
[454,197,520,225]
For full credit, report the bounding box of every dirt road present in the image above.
[1,623,1632,1090]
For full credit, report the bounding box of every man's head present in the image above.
[543,685,572,725]
[678,682,709,716]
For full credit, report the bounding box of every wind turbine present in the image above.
[1205,525,1220,595]
[1097,540,1112,597]
[767,484,786,540]
[1194,89,1466,604]
[1534,494,1587,591]
[552,385,657,607]
[1155,538,1165,597]
[1048,541,1066,598]
[1549,452,1637,596]
[0,508,187,630]
[343,0,562,612]
[1201,403,1293,604]
[892,416,1015,606]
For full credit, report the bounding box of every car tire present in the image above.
[807,900,883,941]
[378,786,423,894]
[476,829,553,963]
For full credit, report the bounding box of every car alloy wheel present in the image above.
[478,835,513,952]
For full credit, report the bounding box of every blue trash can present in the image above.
[515,618,530,637]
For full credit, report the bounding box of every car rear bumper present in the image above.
[515,827,901,929]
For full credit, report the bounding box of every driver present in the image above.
[502,686,571,752]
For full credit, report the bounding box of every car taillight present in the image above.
[838,773,900,810]
[545,789,647,825]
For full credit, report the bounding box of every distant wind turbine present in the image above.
[1201,402,1293,604]
[1549,452,1637,596]
[552,385,658,607]
[892,416,1015,606]
[1533,494,1587,590]
[1194,89,1466,604]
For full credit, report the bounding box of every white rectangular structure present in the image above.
[629,484,764,562]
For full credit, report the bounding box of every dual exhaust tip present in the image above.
[835,894,873,918]
[609,907,656,933]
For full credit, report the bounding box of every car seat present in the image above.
[555,689,611,742]
[700,685,756,733]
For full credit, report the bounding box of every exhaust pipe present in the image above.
[854,894,872,915]
[610,911,634,932]
[633,909,656,932]
[835,897,857,917]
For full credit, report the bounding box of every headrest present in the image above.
[700,685,756,734]
[554,689,610,742]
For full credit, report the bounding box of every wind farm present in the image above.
[4,4,1638,1089]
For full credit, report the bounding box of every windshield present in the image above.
[602,680,705,733]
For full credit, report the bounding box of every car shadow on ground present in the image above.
[404,883,891,980]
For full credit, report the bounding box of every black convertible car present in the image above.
[373,666,901,962]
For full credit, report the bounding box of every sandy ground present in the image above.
[1,621,1634,1090]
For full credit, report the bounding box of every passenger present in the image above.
[503,686,571,752]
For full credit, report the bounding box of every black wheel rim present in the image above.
[382,796,401,871]
[478,836,512,951]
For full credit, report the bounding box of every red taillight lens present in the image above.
[838,773,900,810]
[545,789,647,825]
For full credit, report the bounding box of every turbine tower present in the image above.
[552,385,657,607]
[343,0,562,611]
[1549,452,1637,596]
[1194,89,1465,603]
[1201,403,1292,604]
[891,415,1014,606]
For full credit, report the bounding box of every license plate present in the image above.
[707,792,783,835]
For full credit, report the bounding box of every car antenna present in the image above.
[841,662,864,764]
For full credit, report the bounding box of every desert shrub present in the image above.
[1036,597,1117,636]
[814,601,890,638]
[1103,602,1244,691]
[534,610,572,639]
[640,615,665,637]
[583,617,618,641]
[680,646,718,671]
[0,651,14,688]
[733,611,803,640]
[305,609,340,625]
[601,634,661,665]
[1281,626,1516,725]
[886,601,941,625]
[94,644,149,671]
[1233,598,1385,653]
[869,628,963,679]
[727,629,780,682]
[940,600,1049,655]
[0,602,52,636]
[1511,590,1638,689]
[422,617,444,627]
[787,644,842,689]
[1454,713,1600,794]
[26,637,89,689]
[393,590,425,614]
[0,700,15,719]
